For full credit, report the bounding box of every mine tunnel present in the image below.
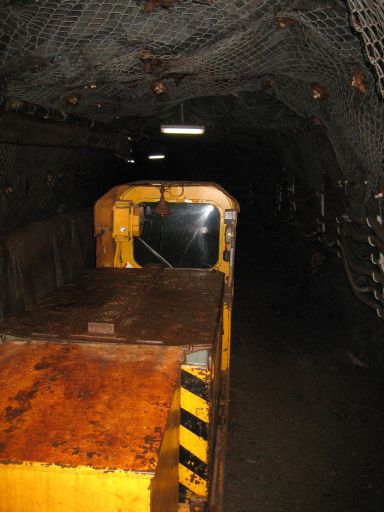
[1,1,384,512]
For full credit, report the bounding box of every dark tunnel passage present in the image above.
[225,215,384,512]
[1,134,383,512]
[1,1,384,511]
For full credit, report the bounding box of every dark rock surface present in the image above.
[224,218,384,512]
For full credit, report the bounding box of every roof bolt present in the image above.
[143,0,177,12]
[351,64,366,94]
[261,79,273,90]
[139,48,155,61]
[277,17,295,30]
[311,116,325,127]
[310,83,329,101]
[143,0,160,12]
[151,80,168,96]
[65,94,80,106]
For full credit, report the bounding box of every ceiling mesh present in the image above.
[0,0,384,202]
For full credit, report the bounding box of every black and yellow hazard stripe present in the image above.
[179,366,210,502]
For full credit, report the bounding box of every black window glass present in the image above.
[133,203,220,268]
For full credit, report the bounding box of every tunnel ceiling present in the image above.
[0,0,384,197]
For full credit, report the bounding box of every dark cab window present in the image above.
[133,203,220,268]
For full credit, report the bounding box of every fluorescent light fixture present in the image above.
[161,124,205,135]
[148,154,165,160]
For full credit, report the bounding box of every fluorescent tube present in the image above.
[161,125,205,135]
[148,154,165,160]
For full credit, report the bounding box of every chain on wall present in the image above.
[347,0,384,98]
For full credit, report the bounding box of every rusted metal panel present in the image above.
[88,322,115,334]
[0,340,183,472]
[5,267,224,349]
[0,210,94,322]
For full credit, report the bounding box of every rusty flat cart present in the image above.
[1,181,239,512]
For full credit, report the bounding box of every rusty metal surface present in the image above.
[0,209,94,323]
[0,341,182,471]
[5,268,224,348]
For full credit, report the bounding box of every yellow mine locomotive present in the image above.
[0,181,239,512]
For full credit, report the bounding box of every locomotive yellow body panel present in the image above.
[0,341,182,512]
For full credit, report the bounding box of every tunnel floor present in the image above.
[224,222,384,512]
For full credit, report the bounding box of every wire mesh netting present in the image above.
[0,143,125,231]
[0,0,384,203]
